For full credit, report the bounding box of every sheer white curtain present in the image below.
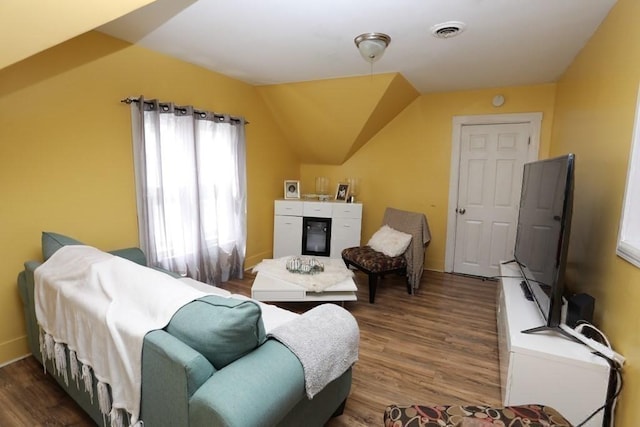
[130,97,247,284]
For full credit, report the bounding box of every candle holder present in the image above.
[316,177,331,201]
[346,177,359,202]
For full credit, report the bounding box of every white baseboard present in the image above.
[0,353,30,368]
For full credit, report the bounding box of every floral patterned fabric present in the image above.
[342,246,406,273]
[342,246,408,303]
[384,404,572,427]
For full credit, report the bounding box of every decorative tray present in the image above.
[286,256,324,275]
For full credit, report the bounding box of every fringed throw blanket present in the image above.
[252,257,354,292]
[35,246,207,426]
[383,207,431,292]
[267,304,359,398]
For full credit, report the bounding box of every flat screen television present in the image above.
[513,153,575,334]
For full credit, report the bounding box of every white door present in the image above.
[452,123,532,277]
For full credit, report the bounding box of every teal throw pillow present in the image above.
[166,295,266,369]
[41,231,84,260]
[108,247,148,266]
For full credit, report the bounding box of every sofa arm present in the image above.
[189,339,305,427]
[18,261,44,360]
[141,330,215,426]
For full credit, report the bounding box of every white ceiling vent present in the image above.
[431,21,466,39]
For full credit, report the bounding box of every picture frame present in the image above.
[335,182,350,202]
[284,180,301,199]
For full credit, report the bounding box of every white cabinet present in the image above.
[329,204,362,258]
[273,215,302,259]
[302,201,332,218]
[274,200,303,216]
[331,203,363,219]
[497,263,610,427]
[273,200,362,259]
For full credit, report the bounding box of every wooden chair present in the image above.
[341,207,430,303]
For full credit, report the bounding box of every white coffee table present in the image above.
[251,271,358,303]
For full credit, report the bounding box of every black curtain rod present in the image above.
[120,97,248,124]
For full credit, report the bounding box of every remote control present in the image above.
[520,281,533,301]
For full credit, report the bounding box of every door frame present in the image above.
[444,112,543,273]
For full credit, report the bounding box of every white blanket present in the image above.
[252,257,354,292]
[267,303,359,398]
[35,246,208,426]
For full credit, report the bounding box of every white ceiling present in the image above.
[98,0,617,94]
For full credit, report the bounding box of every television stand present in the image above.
[497,263,610,427]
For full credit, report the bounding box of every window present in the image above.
[130,98,247,284]
[617,86,640,268]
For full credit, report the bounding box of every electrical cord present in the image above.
[575,354,623,427]
[575,321,612,348]
[570,321,623,427]
[568,321,622,427]
[494,277,624,426]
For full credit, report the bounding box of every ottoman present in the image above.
[383,404,572,426]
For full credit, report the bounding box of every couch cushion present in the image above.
[166,295,266,369]
[42,231,84,260]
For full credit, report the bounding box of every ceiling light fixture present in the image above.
[354,32,391,63]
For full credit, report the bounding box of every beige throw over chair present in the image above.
[342,207,431,303]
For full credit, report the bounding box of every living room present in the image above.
[1,0,639,426]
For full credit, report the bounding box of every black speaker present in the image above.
[566,293,595,328]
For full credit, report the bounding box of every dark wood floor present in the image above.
[0,270,501,426]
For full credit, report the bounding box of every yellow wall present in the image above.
[3,4,639,422]
[257,73,419,165]
[549,0,640,424]
[0,31,297,363]
[0,0,158,69]
[301,84,557,271]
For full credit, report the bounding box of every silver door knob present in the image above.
[457,207,466,215]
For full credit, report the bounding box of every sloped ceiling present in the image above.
[2,1,616,165]
[0,0,162,70]
[98,0,617,94]
[257,73,419,165]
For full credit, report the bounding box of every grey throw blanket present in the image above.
[267,304,359,398]
[383,207,431,291]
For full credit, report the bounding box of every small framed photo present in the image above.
[284,180,300,199]
[335,182,350,202]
